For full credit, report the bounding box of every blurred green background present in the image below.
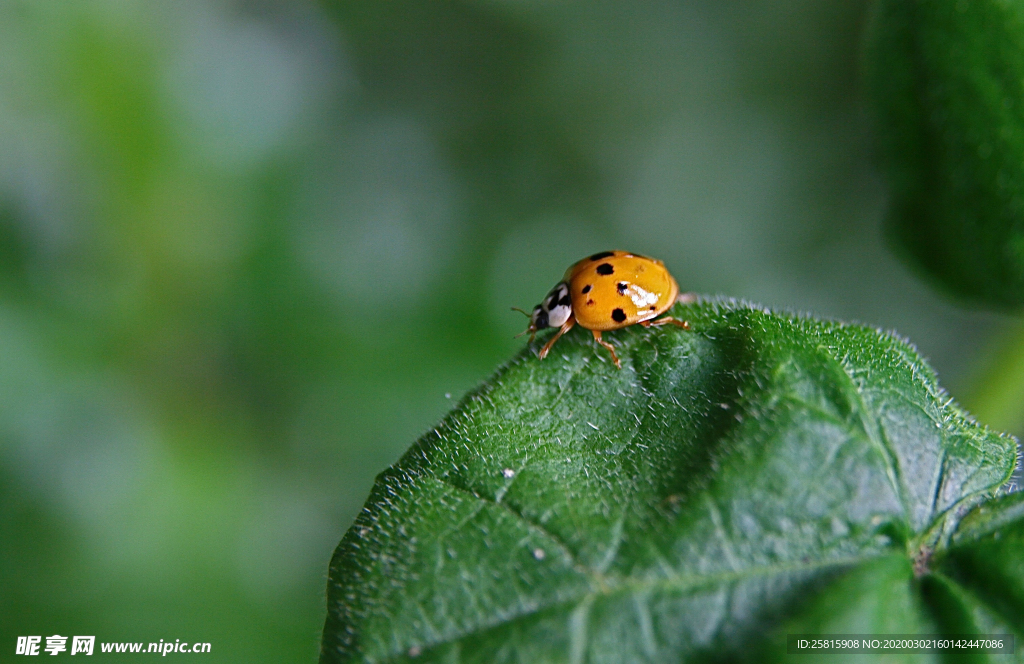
[1,0,1020,661]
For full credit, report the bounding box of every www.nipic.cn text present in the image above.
[16,636,212,656]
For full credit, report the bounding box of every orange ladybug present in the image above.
[517,251,690,368]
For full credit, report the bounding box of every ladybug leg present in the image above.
[646,316,690,330]
[591,330,621,369]
[538,317,575,360]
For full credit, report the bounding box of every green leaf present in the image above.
[321,301,1020,663]
[866,0,1024,308]
[940,492,1024,640]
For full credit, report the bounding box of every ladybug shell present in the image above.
[564,251,679,331]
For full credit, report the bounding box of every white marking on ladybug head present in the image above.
[539,282,571,328]
[546,304,571,328]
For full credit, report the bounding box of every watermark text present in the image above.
[16,636,210,656]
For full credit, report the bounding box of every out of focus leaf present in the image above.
[866,0,1024,308]
[320,300,1019,662]
[939,492,1024,640]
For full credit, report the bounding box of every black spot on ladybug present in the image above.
[611,308,627,323]
[586,299,595,306]
[558,294,571,307]
[589,251,615,261]
[616,282,627,294]
[596,263,614,275]
[649,305,656,310]
[581,284,592,294]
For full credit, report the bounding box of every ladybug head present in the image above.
[513,282,572,342]
[530,304,549,330]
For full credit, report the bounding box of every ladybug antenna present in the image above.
[511,307,536,340]
[513,323,535,339]
[514,329,537,343]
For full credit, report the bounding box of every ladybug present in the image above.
[516,251,690,368]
